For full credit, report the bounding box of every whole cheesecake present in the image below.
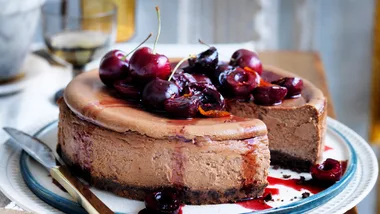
[58,70,270,204]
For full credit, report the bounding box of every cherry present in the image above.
[199,87,225,111]
[129,47,171,84]
[99,50,129,87]
[129,7,171,84]
[224,67,260,97]
[252,85,287,105]
[171,72,197,94]
[230,49,263,75]
[170,72,215,95]
[213,64,235,88]
[311,158,342,183]
[142,78,179,109]
[183,47,219,75]
[99,34,152,87]
[144,190,180,214]
[113,78,141,100]
[164,94,202,118]
[272,77,304,98]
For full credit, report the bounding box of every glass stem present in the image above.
[72,65,86,78]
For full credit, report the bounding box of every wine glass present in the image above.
[41,0,117,99]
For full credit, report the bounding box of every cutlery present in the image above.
[3,127,114,214]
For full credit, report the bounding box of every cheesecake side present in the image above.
[58,100,270,204]
[228,65,327,171]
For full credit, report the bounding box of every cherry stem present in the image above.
[168,55,196,81]
[153,6,161,55]
[121,33,152,61]
[198,39,211,47]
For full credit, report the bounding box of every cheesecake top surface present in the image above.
[64,70,267,140]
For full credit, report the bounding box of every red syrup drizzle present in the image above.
[324,145,333,152]
[237,160,349,211]
[267,176,326,194]
[237,187,279,210]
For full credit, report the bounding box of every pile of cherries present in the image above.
[99,45,304,118]
[98,7,304,119]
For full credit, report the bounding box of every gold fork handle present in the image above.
[50,165,114,214]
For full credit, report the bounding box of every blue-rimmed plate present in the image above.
[0,117,378,214]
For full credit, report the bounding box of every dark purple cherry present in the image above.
[230,49,263,75]
[225,67,260,97]
[99,50,129,86]
[113,78,141,100]
[199,87,225,111]
[164,94,202,118]
[142,79,179,109]
[213,64,235,87]
[272,77,303,98]
[311,158,342,183]
[183,47,219,75]
[144,190,180,214]
[253,85,287,105]
[171,72,215,95]
[171,72,197,94]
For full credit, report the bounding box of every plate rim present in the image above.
[19,119,357,214]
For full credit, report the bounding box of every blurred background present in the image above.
[0,0,379,213]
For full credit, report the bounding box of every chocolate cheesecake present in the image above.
[58,70,270,204]
[57,41,327,206]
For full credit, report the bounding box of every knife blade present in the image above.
[3,127,114,214]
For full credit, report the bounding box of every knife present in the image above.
[3,127,114,214]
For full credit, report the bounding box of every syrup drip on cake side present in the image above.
[241,138,259,194]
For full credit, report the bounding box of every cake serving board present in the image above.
[0,117,377,214]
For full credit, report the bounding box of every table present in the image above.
[0,50,359,213]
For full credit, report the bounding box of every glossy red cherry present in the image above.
[225,67,260,97]
[113,78,141,100]
[252,85,287,105]
[144,190,180,214]
[272,77,304,98]
[129,7,171,84]
[129,47,171,84]
[164,94,202,118]
[142,78,179,109]
[230,49,263,75]
[183,47,219,75]
[99,50,129,86]
[311,158,342,183]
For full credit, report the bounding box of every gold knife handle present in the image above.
[50,166,114,214]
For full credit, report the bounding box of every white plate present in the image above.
[0,117,377,214]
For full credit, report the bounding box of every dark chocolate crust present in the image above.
[270,150,312,172]
[57,145,267,205]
